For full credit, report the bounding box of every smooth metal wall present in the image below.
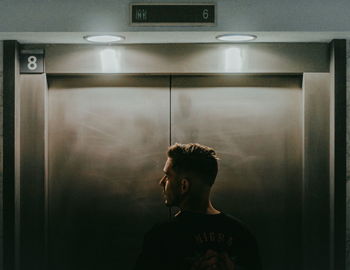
[47,75,170,270]
[171,75,303,270]
[44,44,329,74]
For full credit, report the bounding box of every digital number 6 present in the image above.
[202,9,209,20]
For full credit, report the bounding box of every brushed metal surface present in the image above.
[19,75,47,270]
[44,43,329,74]
[302,73,331,270]
[171,75,303,270]
[47,75,169,270]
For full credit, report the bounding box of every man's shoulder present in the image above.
[220,212,248,227]
[145,212,253,236]
[206,212,250,230]
[220,212,258,241]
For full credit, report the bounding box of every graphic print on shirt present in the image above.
[185,232,236,270]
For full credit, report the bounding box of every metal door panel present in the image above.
[171,75,303,270]
[47,75,169,270]
[19,75,47,269]
[302,73,331,269]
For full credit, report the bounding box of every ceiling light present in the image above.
[84,35,125,43]
[216,34,257,42]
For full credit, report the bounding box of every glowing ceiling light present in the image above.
[84,35,125,43]
[216,34,257,42]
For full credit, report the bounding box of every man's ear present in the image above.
[180,178,190,194]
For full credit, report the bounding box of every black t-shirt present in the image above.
[134,211,261,270]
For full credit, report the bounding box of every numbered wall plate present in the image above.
[20,49,45,74]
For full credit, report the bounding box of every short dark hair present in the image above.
[167,143,219,187]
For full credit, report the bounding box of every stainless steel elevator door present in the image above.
[171,75,303,270]
[48,75,170,270]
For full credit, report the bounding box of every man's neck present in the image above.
[179,199,220,215]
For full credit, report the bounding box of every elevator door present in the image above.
[171,75,303,270]
[48,75,170,270]
[48,74,302,270]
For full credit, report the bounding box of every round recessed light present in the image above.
[84,35,125,43]
[216,34,257,42]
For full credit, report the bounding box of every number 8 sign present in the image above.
[20,49,44,74]
[27,56,38,71]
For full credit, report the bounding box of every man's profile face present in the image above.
[159,158,181,206]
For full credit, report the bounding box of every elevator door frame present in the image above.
[3,41,346,270]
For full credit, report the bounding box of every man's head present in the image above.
[159,143,219,207]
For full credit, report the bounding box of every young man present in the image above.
[134,143,261,270]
